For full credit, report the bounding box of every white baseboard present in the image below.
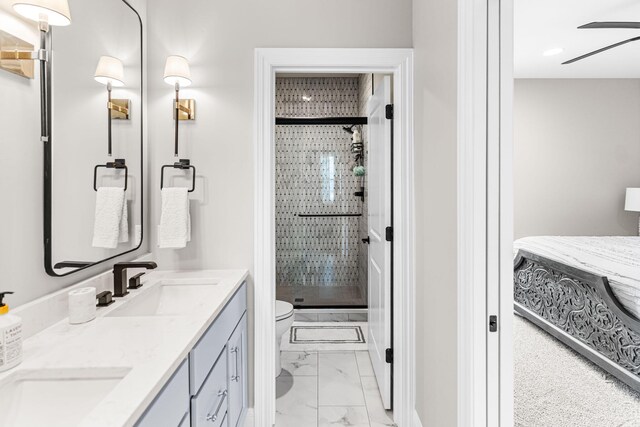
[413,410,424,427]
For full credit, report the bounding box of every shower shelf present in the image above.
[275,117,368,126]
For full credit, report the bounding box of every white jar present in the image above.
[0,292,22,372]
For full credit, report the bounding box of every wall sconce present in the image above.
[1,0,72,70]
[95,56,130,156]
[1,0,71,76]
[0,0,71,167]
[164,55,195,157]
[0,29,35,79]
[12,0,71,28]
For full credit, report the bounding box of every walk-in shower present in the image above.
[275,76,371,308]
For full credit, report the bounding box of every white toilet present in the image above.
[275,300,295,377]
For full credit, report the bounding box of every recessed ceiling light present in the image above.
[543,48,564,57]
[302,95,313,102]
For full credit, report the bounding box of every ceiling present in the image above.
[515,0,640,78]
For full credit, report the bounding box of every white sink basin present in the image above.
[0,367,130,427]
[106,280,220,317]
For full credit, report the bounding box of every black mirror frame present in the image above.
[44,0,144,277]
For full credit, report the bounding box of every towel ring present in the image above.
[93,159,128,191]
[160,159,196,193]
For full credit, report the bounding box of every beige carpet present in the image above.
[515,315,640,426]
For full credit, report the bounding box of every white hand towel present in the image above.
[118,198,129,244]
[92,187,126,248]
[158,187,191,248]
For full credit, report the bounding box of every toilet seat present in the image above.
[275,300,294,321]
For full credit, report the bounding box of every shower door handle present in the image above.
[362,237,370,244]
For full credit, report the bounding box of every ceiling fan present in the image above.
[563,22,640,64]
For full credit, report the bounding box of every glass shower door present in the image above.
[275,124,367,308]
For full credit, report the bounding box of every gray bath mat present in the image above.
[290,325,365,344]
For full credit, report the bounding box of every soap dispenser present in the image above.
[0,292,22,372]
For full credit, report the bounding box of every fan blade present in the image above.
[579,22,640,29]
[562,36,640,64]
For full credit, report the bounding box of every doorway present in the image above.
[253,48,415,427]
[467,0,640,425]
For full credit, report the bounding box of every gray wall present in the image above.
[0,0,148,308]
[514,79,640,239]
[146,0,413,408]
[413,0,458,425]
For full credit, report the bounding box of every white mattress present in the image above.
[514,236,640,319]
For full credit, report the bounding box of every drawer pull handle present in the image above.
[205,389,227,422]
[231,346,240,382]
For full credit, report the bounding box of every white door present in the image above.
[367,75,392,409]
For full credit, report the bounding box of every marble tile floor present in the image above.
[276,350,395,427]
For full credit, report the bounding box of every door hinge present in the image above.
[489,315,498,332]
[385,226,393,242]
[385,348,393,364]
[385,104,394,120]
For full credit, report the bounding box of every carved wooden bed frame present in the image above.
[514,250,640,392]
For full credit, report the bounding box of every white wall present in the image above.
[514,79,640,239]
[146,0,412,408]
[0,0,148,308]
[413,0,459,425]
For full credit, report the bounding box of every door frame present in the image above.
[253,48,415,427]
[457,0,514,425]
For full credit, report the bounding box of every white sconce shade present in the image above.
[164,55,191,87]
[12,0,71,26]
[94,56,124,87]
[625,188,640,212]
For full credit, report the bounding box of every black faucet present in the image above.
[112,262,158,297]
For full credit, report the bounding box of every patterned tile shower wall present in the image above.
[275,77,366,306]
[276,77,359,118]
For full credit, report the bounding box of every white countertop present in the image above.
[0,269,249,427]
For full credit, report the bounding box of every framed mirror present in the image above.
[45,0,143,276]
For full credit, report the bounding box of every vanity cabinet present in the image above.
[227,314,248,427]
[191,351,228,426]
[136,359,190,427]
[136,283,248,427]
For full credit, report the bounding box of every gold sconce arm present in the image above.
[108,103,127,114]
[0,49,48,61]
[0,29,47,79]
[173,99,196,120]
[0,50,35,60]
[107,99,130,120]
[177,103,191,114]
[108,101,129,114]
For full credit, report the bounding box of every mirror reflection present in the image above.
[48,0,142,275]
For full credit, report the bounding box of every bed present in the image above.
[513,236,640,392]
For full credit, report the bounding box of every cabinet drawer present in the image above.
[190,282,247,394]
[136,359,189,427]
[227,314,248,427]
[191,351,228,427]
